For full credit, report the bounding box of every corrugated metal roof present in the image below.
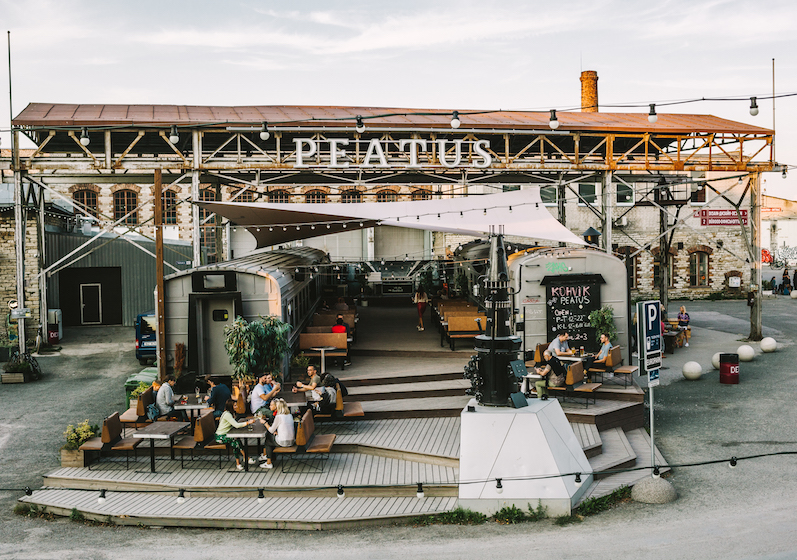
[12,103,773,135]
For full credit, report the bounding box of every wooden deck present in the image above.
[322,417,461,459]
[21,489,458,530]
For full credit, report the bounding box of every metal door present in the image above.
[201,298,235,374]
[80,283,102,324]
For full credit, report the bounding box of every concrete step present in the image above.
[588,427,637,478]
[361,396,471,419]
[343,371,464,387]
[347,379,470,401]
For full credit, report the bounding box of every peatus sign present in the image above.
[293,137,493,169]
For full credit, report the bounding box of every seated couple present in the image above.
[214,398,295,471]
[251,372,282,420]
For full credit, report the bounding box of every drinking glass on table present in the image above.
[195,386,201,402]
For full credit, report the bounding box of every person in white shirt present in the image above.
[250,373,281,417]
[257,399,296,469]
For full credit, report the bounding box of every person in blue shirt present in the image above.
[583,333,613,375]
[204,376,232,419]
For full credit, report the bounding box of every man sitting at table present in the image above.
[204,376,231,419]
[156,375,187,421]
[292,365,322,413]
[250,373,281,419]
[534,350,566,400]
[547,331,574,357]
[583,333,613,378]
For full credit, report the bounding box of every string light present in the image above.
[749,97,759,116]
[416,483,425,499]
[169,125,179,144]
[450,111,461,129]
[652,466,661,479]
[257,488,266,504]
[260,122,270,140]
[648,104,658,124]
[495,478,503,494]
[574,473,583,488]
[548,109,559,130]
[355,116,365,134]
[729,457,737,469]
[337,485,345,499]
[79,128,90,146]
[176,489,186,504]
[97,489,106,504]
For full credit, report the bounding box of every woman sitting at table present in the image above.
[215,399,256,471]
[258,399,295,469]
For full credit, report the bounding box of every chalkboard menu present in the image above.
[541,274,604,352]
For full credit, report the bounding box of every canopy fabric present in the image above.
[196,188,586,248]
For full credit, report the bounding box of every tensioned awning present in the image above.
[196,188,586,248]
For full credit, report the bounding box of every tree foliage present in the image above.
[224,315,292,382]
[589,305,617,344]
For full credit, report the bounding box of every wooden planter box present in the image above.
[1,372,26,384]
[60,448,85,468]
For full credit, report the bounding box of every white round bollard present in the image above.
[760,337,777,353]
[712,352,722,370]
[682,361,703,380]
[791,291,797,299]
[737,345,755,362]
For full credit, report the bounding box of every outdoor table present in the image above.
[133,421,190,473]
[311,345,337,374]
[521,373,543,394]
[174,396,209,430]
[226,422,267,472]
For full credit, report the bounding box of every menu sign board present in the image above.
[693,209,748,226]
[541,274,604,352]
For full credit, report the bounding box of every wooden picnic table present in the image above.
[226,422,268,472]
[133,421,190,473]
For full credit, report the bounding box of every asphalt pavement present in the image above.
[2,302,797,560]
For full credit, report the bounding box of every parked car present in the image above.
[135,311,157,365]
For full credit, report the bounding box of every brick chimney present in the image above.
[580,70,599,112]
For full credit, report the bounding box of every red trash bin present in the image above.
[719,353,739,384]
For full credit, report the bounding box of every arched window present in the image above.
[411,189,431,201]
[73,189,98,218]
[268,190,290,203]
[113,190,138,224]
[200,189,218,263]
[341,190,362,203]
[305,190,327,204]
[689,252,709,287]
[162,190,177,225]
[233,189,254,203]
[376,190,397,203]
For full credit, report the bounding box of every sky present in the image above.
[1,0,795,197]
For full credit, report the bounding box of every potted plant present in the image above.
[289,352,311,382]
[61,419,99,467]
[128,381,149,411]
[224,315,292,382]
[589,305,617,344]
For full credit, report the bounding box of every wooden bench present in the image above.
[173,410,228,468]
[547,360,602,407]
[299,332,349,370]
[119,386,156,432]
[525,343,548,368]
[79,412,143,469]
[314,383,364,432]
[444,315,487,350]
[667,320,691,346]
[312,312,356,343]
[273,409,336,472]
[233,382,249,416]
[587,345,623,381]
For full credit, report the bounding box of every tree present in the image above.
[223,315,292,382]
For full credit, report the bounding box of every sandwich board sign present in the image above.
[637,300,661,388]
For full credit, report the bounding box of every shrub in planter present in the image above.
[61,419,99,467]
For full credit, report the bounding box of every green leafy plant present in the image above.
[554,513,583,526]
[290,352,311,369]
[575,485,632,516]
[70,508,85,522]
[63,419,99,450]
[130,381,149,399]
[589,305,617,343]
[527,500,548,521]
[14,503,53,520]
[493,504,527,524]
[224,315,292,382]
[410,507,487,526]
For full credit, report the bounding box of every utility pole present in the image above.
[154,170,167,380]
[749,172,763,340]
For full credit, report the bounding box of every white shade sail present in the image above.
[196,188,586,248]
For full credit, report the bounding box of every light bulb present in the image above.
[97,489,106,504]
[176,489,186,504]
[169,125,179,144]
[80,128,90,146]
[257,488,266,504]
[574,473,583,488]
[652,467,660,479]
[260,122,270,140]
[729,457,738,469]
[548,109,560,130]
[355,116,365,134]
[450,111,461,129]
[749,97,759,117]
[337,485,345,499]
[416,483,425,499]
[495,478,503,494]
[648,104,658,124]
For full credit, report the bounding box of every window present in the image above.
[268,190,290,203]
[341,190,362,203]
[690,252,709,286]
[200,189,218,264]
[540,186,558,205]
[617,183,634,205]
[628,255,638,288]
[305,190,327,204]
[411,190,431,201]
[376,190,397,203]
[233,189,254,203]
[73,190,98,218]
[162,190,177,225]
[691,183,707,205]
[113,190,138,224]
[578,183,597,206]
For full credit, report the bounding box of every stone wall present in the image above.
[0,214,41,342]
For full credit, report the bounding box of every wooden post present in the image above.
[154,169,167,381]
[749,172,762,340]
[13,129,26,353]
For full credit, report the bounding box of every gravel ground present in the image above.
[2,302,797,560]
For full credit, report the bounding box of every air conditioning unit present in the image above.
[613,216,628,227]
